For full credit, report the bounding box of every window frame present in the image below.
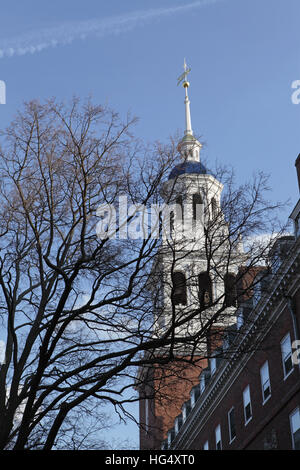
[200,373,205,394]
[210,357,217,375]
[228,407,236,444]
[215,424,222,450]
[260,360,271,404]
[243,385,252,425]
[290,407,300,450]
[281,333,294,379]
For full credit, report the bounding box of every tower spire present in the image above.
[177,59,202,162]
[177,58,193,136]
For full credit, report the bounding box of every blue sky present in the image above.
[1,0,300,212]
[0,0,300,448]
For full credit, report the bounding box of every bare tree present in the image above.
[0,98,286,450]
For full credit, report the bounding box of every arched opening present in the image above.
[176,196,184,220]
[198,272,213,307]
[193,194,203,221]
[171,271,187,305]
[224,273,237,307]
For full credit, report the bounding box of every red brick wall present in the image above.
[139,357,208,449]
[188,290,300,450]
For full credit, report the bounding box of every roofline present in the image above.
[289,198,300,220]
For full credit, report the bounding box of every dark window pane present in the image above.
[198,272,213,307]
[245,403,252,421]
[224,273,237,307]
[193,194,203,221]
[263,384,271,400]
[284,354,293,375]
[229,409,236,440]
[172,272,187,305]
[294,429,300,450]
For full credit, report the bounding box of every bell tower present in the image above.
[137,61,242,450]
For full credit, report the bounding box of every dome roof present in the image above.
[168,161,207,180]
[180,133,196,142]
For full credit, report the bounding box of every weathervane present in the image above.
[177,59,193,136]
[177,58,191,87]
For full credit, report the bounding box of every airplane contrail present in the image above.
[0,0,223,59]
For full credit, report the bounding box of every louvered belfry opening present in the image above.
[224,273,237,307]
[172,271,187,305]
[193,193,203,221]
[198,271,213,307]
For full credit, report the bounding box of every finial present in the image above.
[177,58,191,88]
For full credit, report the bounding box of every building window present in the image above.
[215,424,222,450]
[171,271,187,305]
[260,361,271,403]
[190,385,200,408]
[203,440,209,450]
[228,407,236,443]
[290,407,300,450]
[192,193,203,221]
[174,415,183,435]
[281,333,294,379]
[210,357,216,375]
[200,373,205,394]
[243,385,252,425]
[167,429,175,447]
[224,273,237,307]
[198,272,213,307]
